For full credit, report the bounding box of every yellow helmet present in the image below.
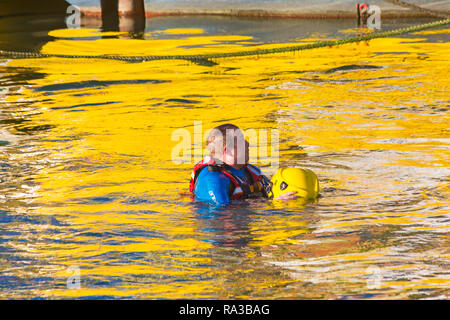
[269,167,319,200]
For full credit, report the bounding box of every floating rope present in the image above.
[0,18,449,63]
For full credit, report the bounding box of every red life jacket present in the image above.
[189,156,265,199]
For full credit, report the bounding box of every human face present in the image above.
[223,130,249,169]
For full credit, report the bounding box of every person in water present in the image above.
[189,124,297,205]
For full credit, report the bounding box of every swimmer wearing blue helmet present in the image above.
[189,124,298,205]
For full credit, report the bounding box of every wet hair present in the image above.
[206,123,242,157]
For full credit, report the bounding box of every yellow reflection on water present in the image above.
[2,26,449,299]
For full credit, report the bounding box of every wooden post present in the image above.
[119,0,145,18]
[119,0,146,35]
[101,0,145,34]
[101,0,119,31]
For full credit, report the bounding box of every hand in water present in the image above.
[274,191,298,200]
